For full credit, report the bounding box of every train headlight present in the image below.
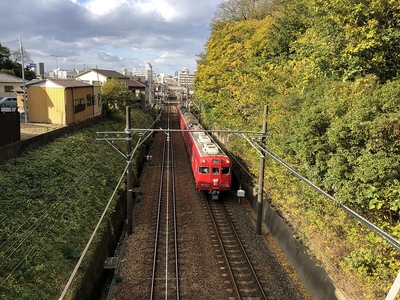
[202,159,207,163]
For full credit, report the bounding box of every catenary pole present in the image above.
[256,105,268,235]
[19,36,27,123]
[126,106,133,234]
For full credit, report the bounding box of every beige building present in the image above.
[0,72,23,99]
[26,79,100,125]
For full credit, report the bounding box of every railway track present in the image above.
[205,198,269,300]
[150,105,180,299]
[111,105,306,300]
[150,105,267,299]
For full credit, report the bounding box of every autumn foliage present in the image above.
[195,0,400,298]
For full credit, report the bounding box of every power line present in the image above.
[0,156,93,252]
[2,39,19,45]
[0,155,105,284]
[252,142,400,251]
[59,152,132,299]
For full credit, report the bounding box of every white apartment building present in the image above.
[132,62,153,81]
[177,67,194,86]
[49,68,79,79]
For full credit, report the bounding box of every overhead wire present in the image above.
[59,110,162,299]
[1,109,162,292]
[0,154,88,236]
[0,154,105,283]
[0,169,70,251]
[251,140,400,251]
[59,147,133,299]
[1,156,104,285]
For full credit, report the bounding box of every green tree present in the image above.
[0,44,13,68]
[195,0,400,296]
[0,43,36,80]
[101,78,133,115]
[292,0,400,82]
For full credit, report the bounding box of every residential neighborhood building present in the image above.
[26,79,100,125]
[74,69,130,88]
[132,63,155,105]
[154,73,177,85]
[132,62,153,81]
[48,68,79,79]
[177,67,195,86]
[128,78,147,108]
[0,72,23,99]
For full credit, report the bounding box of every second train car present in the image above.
[178,105,231,200]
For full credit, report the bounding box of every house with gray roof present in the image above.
[0,72,23,99]
[74,69,130,88]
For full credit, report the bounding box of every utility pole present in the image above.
[126,106,133,234]
[19,36,27,123]
[256,105,268,235]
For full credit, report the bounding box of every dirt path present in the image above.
[20,122,64,140]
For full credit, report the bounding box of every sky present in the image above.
[0,0,222,76]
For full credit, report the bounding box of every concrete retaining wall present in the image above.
[238,179,347,300]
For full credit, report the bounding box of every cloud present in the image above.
[97,51,123,62]
[0,0,220,75]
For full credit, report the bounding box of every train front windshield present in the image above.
[199,167,209,174]
[222,167,230,174]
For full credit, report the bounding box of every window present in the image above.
[73,98,85,113]
[212,167,219,174]
[222,167,230,174]
[86,94,94,106]
[4,86,13,92]
[199,167,209,174]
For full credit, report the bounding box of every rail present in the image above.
[205,199,268,299]
[150,105,180,299]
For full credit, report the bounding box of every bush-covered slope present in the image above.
[0,109,153,299]
[195,0,400,298]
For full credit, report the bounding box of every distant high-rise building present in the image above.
[132,63,154,105]
[177,67,194,86]
[49,68,79,79]
[37,62,45,77]
[132,62,153,82]
[121,68,132,76]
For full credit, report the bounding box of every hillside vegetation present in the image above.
[195,0,400,298]
[0,109,154,299]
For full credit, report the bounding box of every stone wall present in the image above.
[238,179,347,300]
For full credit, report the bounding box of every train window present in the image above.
[222,167,230,174]
[212,167,219,174]
[199,167,209,174]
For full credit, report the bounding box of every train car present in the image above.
[178,105,231,200]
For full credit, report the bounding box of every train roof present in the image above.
[179,106,229,158]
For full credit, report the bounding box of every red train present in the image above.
[178,105,232,200]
